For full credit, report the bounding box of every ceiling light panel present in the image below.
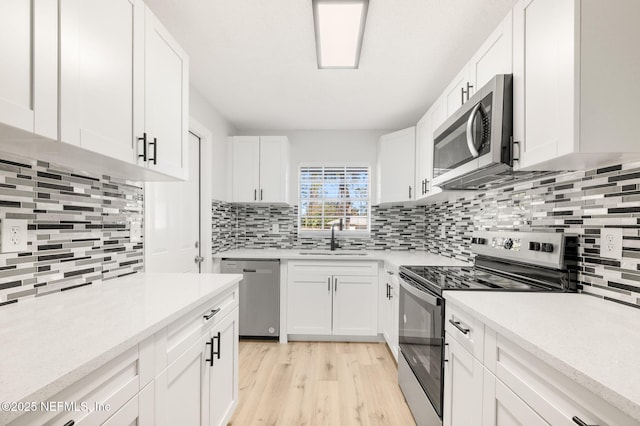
[313,0,369,69]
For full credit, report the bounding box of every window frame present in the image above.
[297,162,371,237]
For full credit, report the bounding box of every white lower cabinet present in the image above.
[287,261,378,338]
[482,372,548,426]
[443,332,483,426]
[208,307,239,426]
[380,266,399,360]
[9,285,239,426]
[444,299,635,426]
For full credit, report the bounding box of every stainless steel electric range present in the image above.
[397,231,577,426]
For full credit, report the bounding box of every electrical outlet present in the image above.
[130,220,143,243]
[1,219,28,253]
[271,223,279,234]
[601,228,623,259]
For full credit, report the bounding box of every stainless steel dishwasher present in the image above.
[220,259,280,339]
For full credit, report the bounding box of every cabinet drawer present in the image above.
[10,346,141,426]
[445,301,485,362]
[492,334,634,426]
[288,261,378,278]
[164,287,238,366]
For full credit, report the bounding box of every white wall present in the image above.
[236,130,388,203]
[190,88,236,201]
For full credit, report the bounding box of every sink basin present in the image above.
[298,251,368,256]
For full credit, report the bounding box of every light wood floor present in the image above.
[229,341,416,426]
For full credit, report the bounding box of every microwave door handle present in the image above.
[466,102,482,158]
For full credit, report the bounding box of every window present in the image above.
[299,166,370,233]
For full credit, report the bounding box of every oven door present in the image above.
[398,278,444,418]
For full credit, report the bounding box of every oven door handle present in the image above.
[400,279,441,306]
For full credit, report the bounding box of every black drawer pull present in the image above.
[572,417,597,426]
[205,337,214,366]
[242,268,257,273]
[63,421,75,426]
[449,319,470,335]
[203,308,221,321]
[149,137,157,165]
[137,133,147,161]
[213,331,221,359]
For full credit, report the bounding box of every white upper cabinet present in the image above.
[60,0,143,163]
[377,127,416,205]
[142,5,189,180]
[0,0,57,139]
[415,109,442,200]
[437,10,514,125]
[230,136,290,204]
[259,136,290,203]
[513,0,640,171]
[467,10,513,94]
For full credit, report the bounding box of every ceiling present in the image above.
[144,0,517,131]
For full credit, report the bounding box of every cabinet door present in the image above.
[60,0,142,162]
[0,0,57,138]
[467,10,513,93]
[444,68,469,117]
[287,272,333,335]
[513,0,576,170]
[155,335,209,426]
[389,275,399,360]
[414,110,433,199]
[378,127,416,204]
[443,333,483,426]
[102,394,140,426]
[231,136,261,202]
[380,278,393,348]
[332,274,378,336]
[259,136,289,203]
[208,307,239,426]
[143,6,189,179]
[482,370,549,426]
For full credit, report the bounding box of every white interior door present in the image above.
[145,132,201,273]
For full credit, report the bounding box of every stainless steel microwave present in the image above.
[432,74,513,190]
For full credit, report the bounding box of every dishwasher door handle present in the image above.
[242,269,257,273]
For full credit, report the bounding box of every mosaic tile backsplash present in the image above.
[214,160,640,308]
[0,153,144,306]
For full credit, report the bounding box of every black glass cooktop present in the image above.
[399,265,558,296]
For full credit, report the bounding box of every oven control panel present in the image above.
[470,231,569,270]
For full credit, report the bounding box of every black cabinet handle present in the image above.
[328,277,331,292]
[205,337,214,366]
[203,308,221,321]
[334,277,337,293]
[461,87,465,105]
[386,283,390,299]
[213,331,221,360]
[466,82,473,101]
[137,133,147,161]
[449,319,470,335]
[260,189,263,201]
[63,421,75,426]
[572,417,597,426]
[408,185,412,199]
[148,137,157,165]
[254,189,257,201]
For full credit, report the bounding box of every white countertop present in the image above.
[213,248,470,269]
[0,272,242,424]
[444,291,640,422]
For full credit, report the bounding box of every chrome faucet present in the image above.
[330,219,343,251]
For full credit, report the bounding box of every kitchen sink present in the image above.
[298,251,368,256]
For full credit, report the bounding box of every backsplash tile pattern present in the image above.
[211,200,237,254]
[215,161,640,308]
[422,162,640,308]
[229,204,426,251]
[0,153,144,306]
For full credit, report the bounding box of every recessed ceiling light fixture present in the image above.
[312,0,369,69]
